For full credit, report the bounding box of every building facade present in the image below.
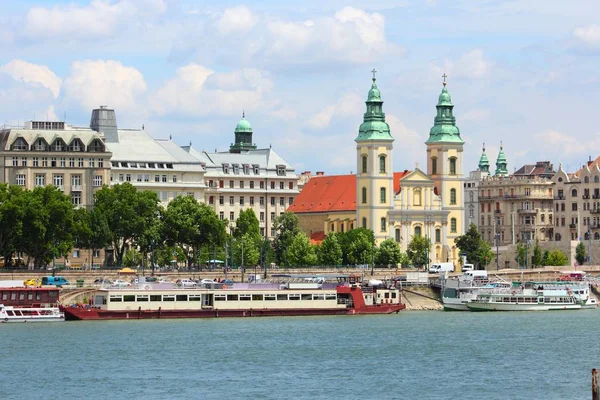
[464,145,490,229]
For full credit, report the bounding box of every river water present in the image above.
[1,311,598,400]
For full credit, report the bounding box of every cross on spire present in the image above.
[442,73,448,86]
[242,110,245,118]
[371,68,377,81]
[483,142,485,150]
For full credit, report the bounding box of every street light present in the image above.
[371,233,375,276]
[495,221,500,271]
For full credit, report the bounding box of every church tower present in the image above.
[478,143,490,174]
[230,112,257,153]
[495,143,508,176]
[355,70,394,243]
[425,76,465,255]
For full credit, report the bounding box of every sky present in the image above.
[1,0,600,175]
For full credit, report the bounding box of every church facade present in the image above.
[291,72,466,264]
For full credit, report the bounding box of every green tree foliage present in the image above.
[406,235,431,268]
[232,233,260,267]
[575,241,586,266]
[234,209,260,240]
[515,242,527,267]
[542,250,549,266]
[545,250,569,266]
[336,228,374,265]
[454,224,494,268]
[20,186,75,269]
[286,232,317,266]
[398,252,410,267]
[532,240,543,268]
[0,184,25,266]
[376,238,402,266]
[318,232,343,266]
[273,212,301,265]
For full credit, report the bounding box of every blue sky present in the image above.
[1,0,599,175]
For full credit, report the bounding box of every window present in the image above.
[277,166,286,176]
[219,180,224,188]
[155,175,160,182]
[260,197,265,206]
[250,196,255,205]
[279,181,283,190]
[395,228,401,242]
[414,226,422,237]
[229,196,234,205]
[279,197,284,206]
[362,187,367,204]
[240,181,245,189]
[162,175,167,183]
[53,174,63,187]
[243,165,249,174]
[12,137,28,151]
[431,157,437,175]
[250,181,254,189]
[289,182,293,190]
[271,212,275,221]
[451,218,457,233]
[362,155,367,173]
[209,196,214,205]
[93,175,103,187]
[450,188,456,205]
[271,181,275,189]
[172,175,177,183]
[32,157,39,167]
[223,164,229,174]
[449,157,457,175]
[270,197,275,206]
[21,157,27,167]
[435,229,441,243]
[229,180,234,188]
[380,187,386,203]
[380,217,387,232]
[15,174,25,186]
[260,181,265,189]
[219,196,224,205]
[35,174,45,186]
[229,212,234,221]
[572,189,578,197]
[253,165,259,174]
[137,174,142,182]
[219,211,224,220]
[69,158,75,167]
[78,158,84,167]
[98,159,104,168]
[362,217,367,229]
[89,158,95,168]
[71,175,81,188]
[260,212,264,221]
[379,155,386,173]
[72,193,81,206]
[12,157,18,166]
[288,197,293,205]
[572,203,578,212]
[240,197,245,206]
[596,176,600,184]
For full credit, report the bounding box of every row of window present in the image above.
[431,157,457,175]
[219,210,283,223]
[210,195,294,207]
[112,161,174,169]
[12,157,105,168]
[359,187,457,205]
[360,155,388,174]
[208,179,295,190]
[11,137,105,153]
[15,174,103,187]
[111,173,177,184]
[222,164,287,176]
[362,218,457,234]
[214,293,338,301]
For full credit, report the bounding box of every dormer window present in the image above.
[51,139,66,152]
[253,165,259,175]
[223,164,229,174]
[33,138,47,151]
[243,164,249,174]
[233,164,240,174]
[276,166,286,176]
[88,139,105,152]
[68,139,84,152]
[11,138,29,151]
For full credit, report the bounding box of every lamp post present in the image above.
[263,239,269,279]
[371,233,375,276]
[495,221,500,271]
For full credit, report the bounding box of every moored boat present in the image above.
[442,275,511,311]
[61,276,405,320]
[0,304,65,323]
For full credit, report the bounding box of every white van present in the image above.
[463,270,488,280]
[428,262,454,274]
[461,264,474,272]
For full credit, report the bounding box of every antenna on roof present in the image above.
[189,140,192,147]
[169,134,172,140]
[142,124,145,130]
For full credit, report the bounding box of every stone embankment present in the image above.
[402,287,443,311]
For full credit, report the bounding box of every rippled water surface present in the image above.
[2,311,599,400]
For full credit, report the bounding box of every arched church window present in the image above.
[380,187,386,203]
[431,157,438,175]
[469,192,474,203]
[449,157,457,175]
[435,229,441,243]
[572,188,578,197]
[413,189,422,206]
[379,155,386,173]
[362,217,367,229]
[362,187,367,204]
[362,155,368,174]
[450,218,457,233]
[450,189,456,205]
[414,226,422,237]
[395,228,401,242]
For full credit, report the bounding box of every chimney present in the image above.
[316,171,324,176]
[90,106,118,143]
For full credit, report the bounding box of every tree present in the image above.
[515,242,527,267]
[318,232,343,266]
[545,250,568,266]
[93,183,161,266]
[286,232,317,266]
[532,240,543,268]
[273,212,301,266]
[0,184,25,266]
[234,209,260,240]
[376,238,402,266]
[542,250,549,266]
[398,252,410,267]
[337,228,374,265]
[20,186,75,269]
[232,233,260,267]
[575,241,586,266]
[406,235,431,268]
[454,224,493,269]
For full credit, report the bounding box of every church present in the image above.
[289,72,465,264]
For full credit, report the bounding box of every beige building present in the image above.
[0,120,111,208]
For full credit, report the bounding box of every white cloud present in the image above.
[63,60,147,112]
[573,24,600,47]
[0,60,61,98]
[151,64,273,117]
[431,49,493,80]
[461,108,491,123]
[533,130,590,156]
[215,6,258,35]
[23,0,166,39]
[307,91,363,129]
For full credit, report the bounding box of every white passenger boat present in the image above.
[0,304,65,322]
[442,275,511,311]
[466,283,582,311]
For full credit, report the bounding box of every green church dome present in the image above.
[438,86,452,106]
[355,70,393,142]
[235,116,252,133]
[425,81,465,145]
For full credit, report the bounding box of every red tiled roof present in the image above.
[288,171,412,214]
[310,231,326,245]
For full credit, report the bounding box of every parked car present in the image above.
[42,276,70,287]
[112,279,131,288]
[200,279,215,285]
[23,278,38,286]
[177,279,197,288]
[93,278,112,285]
[220,279,235,285]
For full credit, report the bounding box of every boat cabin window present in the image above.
[214,294,226,301]
[137,295,149,302]
[301,294,312,301]
[36,293,41,300]
[277,294,287,301]
[19,292,25,300]
[163,295,175,302]
[289,294,301,301]
[10,293,16,300]
[325,294,337,300]
[265,294,276,301]
[2,293,7,300]
[123,295,135,302]
[239,294,251,301]
[227,294,238,301]
[391,292,397,299]
[252,294,263,301]
[189,295,201,302]
[28,293,33,300]
[110,295,123,302]
[176,295,188,302]
[313,294,325,300]
[150,295,162,302]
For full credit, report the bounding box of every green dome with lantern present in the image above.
[230,112,257,153]
[425,78,465,145]
[355,69,393,142]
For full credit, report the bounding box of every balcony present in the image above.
[594,194,600,199]
[590,209,600,214]
[71,185,82,192]
[583,194,590,199]
[554,196,565,200]
[494,209,502,214]
[517,208,537,214]
[569,224,577,229]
